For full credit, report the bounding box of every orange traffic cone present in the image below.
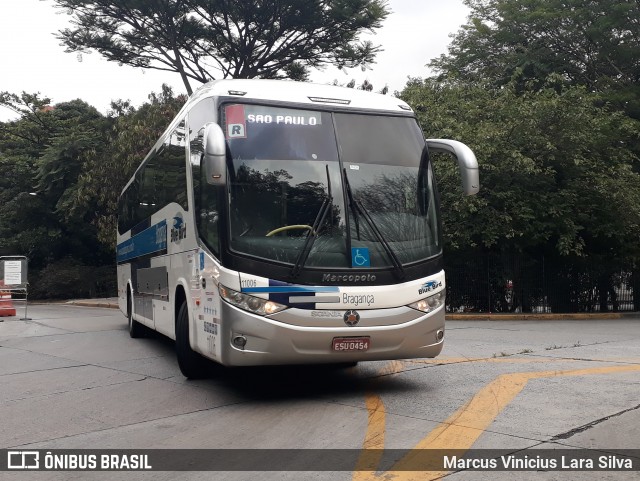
[0,280,16,317]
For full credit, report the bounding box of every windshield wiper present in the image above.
[290,165,333,278]
[342,168,406,280]
[344,168,361,241]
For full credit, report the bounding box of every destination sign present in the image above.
[241,105,322,127]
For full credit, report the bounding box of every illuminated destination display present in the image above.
[225,104,322,137]
[247,113,319,125]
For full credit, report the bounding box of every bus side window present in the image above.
[118,177,139,234]
[189,100,219,256]
[199,166,220,253]
[139,158,158,219]
[169,120,189,210]
[156,120,188,212]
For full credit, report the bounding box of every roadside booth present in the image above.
[0,256,30,320]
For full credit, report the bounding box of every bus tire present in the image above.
[176,301,207,379]
[128,292,144,339]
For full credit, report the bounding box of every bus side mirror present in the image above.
[426,139,479,196]
[203,123,227,185]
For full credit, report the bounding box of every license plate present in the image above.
[332,337,370,352]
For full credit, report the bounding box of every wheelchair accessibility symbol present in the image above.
[351,248,371,267]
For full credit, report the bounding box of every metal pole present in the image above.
[487,257,491,313]
[542,255,546,313]
[20,288,31,320]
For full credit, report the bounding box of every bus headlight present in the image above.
[408,291,445,313]
[219,285,287,316]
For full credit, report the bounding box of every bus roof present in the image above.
[188,79,413,113]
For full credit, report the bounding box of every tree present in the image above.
[430,0,640,117]
[403,77,640,257]
[0,92,58,155]
[0,93,114,283]
[0,87,184,297]
[54,0,389,94]
[75,85,186,248]
[334,78,381,92]
[401,78,640,311]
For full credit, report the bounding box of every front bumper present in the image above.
[215,301,445,366]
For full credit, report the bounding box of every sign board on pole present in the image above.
[4,261,22,285]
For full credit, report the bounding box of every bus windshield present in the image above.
[219,103,440,269]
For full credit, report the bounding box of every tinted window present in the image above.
[189,99,220,256]
[117,120,188,234]
[223,104,338,162]
[118,176,140,234]
[224,104,347,267]
[220,105,441,269]
[334,114,440,264]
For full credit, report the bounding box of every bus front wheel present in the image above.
[176,301,207,379]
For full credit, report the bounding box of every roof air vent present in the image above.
[308,96,351,105]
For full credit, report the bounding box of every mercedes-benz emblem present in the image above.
[343,310,360,327]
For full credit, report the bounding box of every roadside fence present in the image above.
[445,253,637,313]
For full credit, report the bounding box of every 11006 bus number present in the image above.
[332,337,370,352]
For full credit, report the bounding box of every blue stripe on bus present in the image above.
[241,286,339,294]
[116,220,167,264]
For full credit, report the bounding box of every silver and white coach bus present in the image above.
[117,79,479,378]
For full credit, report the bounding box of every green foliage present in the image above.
[431,0,640,117]
[0,92,56,155]
[0,94,112,268]
[76,85,186,248]
[401,79,640,263]
[0,86,183,297]
[53,0,389,94]
[332,78,387,93]
[29,258,116,299]
[418,0,640,311]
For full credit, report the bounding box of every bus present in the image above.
[116,79,479,378]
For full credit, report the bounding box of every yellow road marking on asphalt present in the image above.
[409,356,640,365]
[363,396,385,449]
[378,359,408,375]
[354,394,387,472]
[354,362,640,481]
[408,357,577,365]
[353,363,404,472]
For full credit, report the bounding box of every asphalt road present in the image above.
[0,304,639,480]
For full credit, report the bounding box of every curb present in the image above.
[66,301,119,309]
[446,313,635,321]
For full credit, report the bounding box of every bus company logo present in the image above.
[419,280,442,295]
[343,310,360,327]
[171,215,187,243]
[155,222,167,246]
[321,273,377,283]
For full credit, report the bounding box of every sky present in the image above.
[0,0,470,122]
